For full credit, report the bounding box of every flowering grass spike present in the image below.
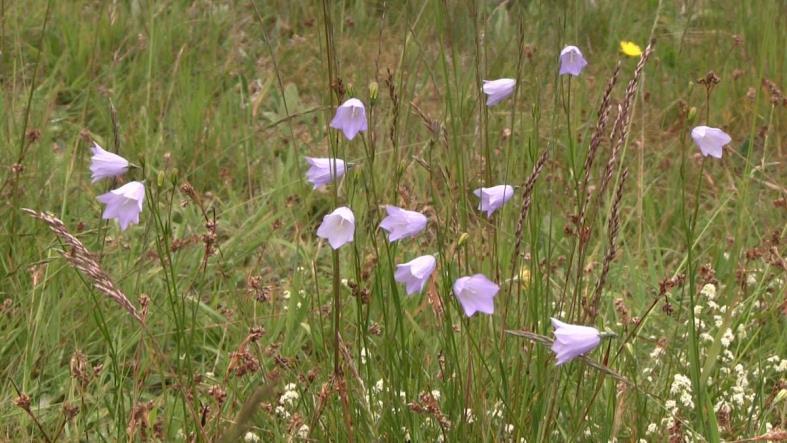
[550,318,602,366]
[394,255,437,296]
[620,41,643,57]
[379,206,428,242]
[453,274,499,317]
[691,126,731,159]
[97,181,145,231]
[304,157,346,189]
[316,207,355,250]
[559,45,588,76]
[482,79,516,107]
[90,143,129,183]
[330,98,367,141]
[473,185,514,217]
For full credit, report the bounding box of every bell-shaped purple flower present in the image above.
[379,206,427,242]
[90,143,129,183]
[453,274,499,317]
[97,181,145,231]
[316,206,355,249]
[330,98,367,141]
[559,45,588,76]
[395,255,437,296]
[691,126,731,159]
[473,185,514,217]
[550,318,601,366]
[482,78,516,107]
[305,157,346,189]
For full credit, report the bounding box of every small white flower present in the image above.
[275,405,290,418]
[720,328,734,348]
[700,283,717,300]
[680,391,694,409]
[244,432,261,442]
[430,390,441,401]
[296,424,310,439]
[646,423,657,435]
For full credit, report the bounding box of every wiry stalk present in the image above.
[587,168,629,320]
[577,61,621,229]
[22,209,143,323]
[502,150,548,337]
[599,42,654,198]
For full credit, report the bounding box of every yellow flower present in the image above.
[518,266,531,289]
[620,41,643,57]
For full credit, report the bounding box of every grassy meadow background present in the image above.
[1,0,785,441]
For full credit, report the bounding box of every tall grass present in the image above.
[1,1,784,441]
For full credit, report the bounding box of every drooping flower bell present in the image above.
[379,206,427,242]
[550,318,602,366]
[691,126,731,159]
[316,207,355,250]
[482,78,516,107]
[473,185,514,217]
[330,98,367,141]
[90,143,129,183]
[304,157,346,189]
[559,45,588,76]
[394,255,437,296]
[453,274,499,317]
[97,181,145,231]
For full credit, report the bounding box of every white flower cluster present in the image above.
[767,355,787,373]
[244,431,261,442]
[720,328,735,348]
[730,364,754,407]
[669,374,695,409]
[276,382,300,418]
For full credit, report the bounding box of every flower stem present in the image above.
[332,248,341,375]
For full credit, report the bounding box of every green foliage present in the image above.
[1,0,784,441]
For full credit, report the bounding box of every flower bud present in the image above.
[368,81,379,104]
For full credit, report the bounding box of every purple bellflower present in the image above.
[379,206,428,242]
[482,79,516,107]
[316,207,355,250]
[97,181,145,231]
[473,185,514,217]
[395,255,437,296]
[559,45,588,76]
[453,274,499,317]
[330,98,367,141]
